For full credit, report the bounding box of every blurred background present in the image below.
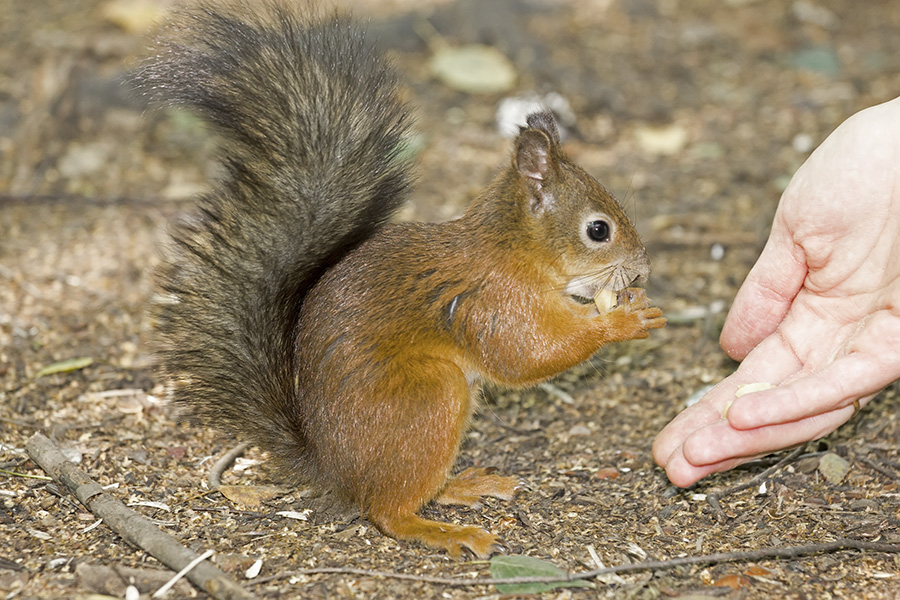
[3,0,898,371]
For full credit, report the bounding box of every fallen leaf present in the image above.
[217,485,287,507]
[745,565,775,577]
[795,456,821,473]
[713,574,752,590]
[568,424,591,436]
[35,357,93,378]
[490,555,593,594]
[595,467,619,480]
[245,559,263,579]
[276,509,312,521]
[818,452,850,485]
[26,528,51,541]
[127,500,170,512]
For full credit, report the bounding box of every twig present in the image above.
[706,445,806,523]
[153,549,215,598]
[25,433,256,600]
[208,442,251,490]
[856,455,900,481]
[0,468,52,480]
[0,416,39,428]
[252,538,900,587]
[0,262,45,299]
[539,382,575,405]
[0,193,172,207]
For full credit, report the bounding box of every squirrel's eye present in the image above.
[586,219,610,242]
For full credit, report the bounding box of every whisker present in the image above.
[563,268,616,294]
[547,263,618,294]
[615,172,638,215]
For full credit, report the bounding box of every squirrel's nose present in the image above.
[630,247,651,282]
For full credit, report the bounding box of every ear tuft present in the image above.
[524,111,561,145]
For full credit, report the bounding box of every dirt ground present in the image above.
[2,0,900,598]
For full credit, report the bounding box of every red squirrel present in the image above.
[141,3,666,558]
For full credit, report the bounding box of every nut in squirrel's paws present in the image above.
[593,287,653,313]
[597,287,666,337]
[593,288,619,313]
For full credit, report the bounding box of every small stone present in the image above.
[101,0,167,34]
[634,123,688,155]
[430,44,517,95]
[818,452,850,485]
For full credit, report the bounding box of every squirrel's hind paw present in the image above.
[371,513,503,559]
[433,467,525,507]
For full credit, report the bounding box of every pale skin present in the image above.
[653,96,900,488]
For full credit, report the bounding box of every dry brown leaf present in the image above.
[818,452,851,485]
[595,467,619,480]
[217,484,287,507]
[712,574,752,590]
[745,565,775,577]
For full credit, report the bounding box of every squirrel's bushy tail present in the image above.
[139,4,412,477]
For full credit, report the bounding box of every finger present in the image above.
[666,405,855,487]
[728,313,900,429]
[727,356,882,430]
[719,218,807,361]
[652,390,726,469]
[682,405,853,467]
[652,333,803,468]
[662,451,750,489]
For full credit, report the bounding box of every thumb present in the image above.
[720,215,806,360]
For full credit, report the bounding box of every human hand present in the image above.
[653,96,900,487]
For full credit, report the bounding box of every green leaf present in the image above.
[490,555,593,594]
[35,357,93,378]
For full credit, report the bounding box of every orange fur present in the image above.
[292,121,666,557]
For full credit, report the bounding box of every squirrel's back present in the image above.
[140,4,412,477]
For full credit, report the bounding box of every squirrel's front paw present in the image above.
[636,305,667,332]
[613,288,666,337]
[615,287,652,310]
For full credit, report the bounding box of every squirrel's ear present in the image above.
[525,111,561,145]
[514,128,557,214]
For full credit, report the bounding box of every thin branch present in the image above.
[25,432,257,600]
[253,538,900,587]
[0,468,51,480]
[707,445,806,522]
[0,193,172,207]
[539,382,576,405]
[208,442,251,490]
[856,455,900,481]
[153,549,215,598]
[0,262,45,299]
[0,416,39,428]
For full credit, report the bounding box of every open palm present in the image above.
[653,97,900,488]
